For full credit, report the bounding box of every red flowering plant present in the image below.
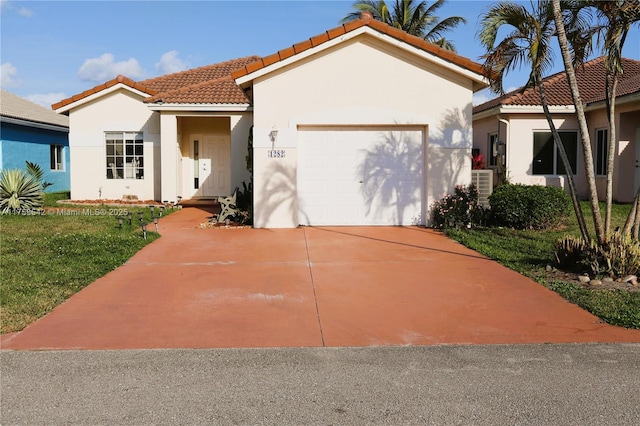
[472,152,486,170]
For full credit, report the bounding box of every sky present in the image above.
[1,0,639,108]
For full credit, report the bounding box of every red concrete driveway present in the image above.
[3,207,639,350]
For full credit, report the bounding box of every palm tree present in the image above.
[478,0,590,242]
[342,0,466,51]
[551,0,607,244]
[586,0,640,238]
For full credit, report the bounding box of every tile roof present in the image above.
[53,13,487,110]
[52,75,155,110]
[473,57,640,114]
[52,56,260,110]
[232,12,486,81]
[143,56,260,104]
[2,89,69,127]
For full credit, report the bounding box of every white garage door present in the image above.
[298,127,425,226]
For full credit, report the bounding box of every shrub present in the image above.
[554,232,640,278]
[431,184,484,229]
[0,169,44,213]
[489,184,570,230]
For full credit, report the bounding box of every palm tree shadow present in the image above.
[357,130,425,225]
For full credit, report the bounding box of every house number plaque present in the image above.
[267,149,286,158]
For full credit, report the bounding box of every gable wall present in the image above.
[67,89,160,200]
[251,35,476,227]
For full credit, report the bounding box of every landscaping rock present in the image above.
[589,279,602,287]
[622,275,638,286]
[578,275,591,283]
[545,264,553,272]
[603,277,614,282]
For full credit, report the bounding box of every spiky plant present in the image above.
[0,169,44,213]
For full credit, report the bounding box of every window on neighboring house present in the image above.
[106,132,144,179]
[595,128,608,175]
[532,131,578,175]
[50,144,64,171]
[488,133,498,167]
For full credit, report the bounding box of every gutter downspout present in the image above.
[498,114,510,184]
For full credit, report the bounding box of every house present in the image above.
[1,89,70,192]
[473,56,640,203]
[53,12,488,227]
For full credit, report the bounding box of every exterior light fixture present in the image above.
[127,212,133,226]
[269,128,278,143]
[117,216,123,230]
[138,211,144,222]
[153,216,159,233]
[159,205,166,216]
[141,222,148,240]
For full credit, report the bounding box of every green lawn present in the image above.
[445,202,640,329]
[0,196,166,333]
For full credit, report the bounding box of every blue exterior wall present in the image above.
[0,122,70,192]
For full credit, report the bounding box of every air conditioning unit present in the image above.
[471,170,493,208]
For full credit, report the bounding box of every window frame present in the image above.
[488,133,498,167]
[595,128,608,176]
[50,144,64,171]
[532,130,578,176]
[105,131,144,180]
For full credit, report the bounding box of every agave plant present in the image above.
[0,168,44,213]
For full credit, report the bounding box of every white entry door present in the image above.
[297,127,425,226]
[194,134,230,197]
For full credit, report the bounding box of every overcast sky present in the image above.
[1,0,639,108]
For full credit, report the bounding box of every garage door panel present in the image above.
[298,128,425,226]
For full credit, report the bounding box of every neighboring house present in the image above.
[53,12,488,228]
[1,89,70,192]
[473,56,640,203]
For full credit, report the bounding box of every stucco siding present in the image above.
[0,122,70,192]
[251,34,475,228]
[68,89,160,200]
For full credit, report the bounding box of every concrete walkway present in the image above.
[3,207,639,350]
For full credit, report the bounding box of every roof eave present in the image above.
[147,103,252,112]
[54,83,152,114]
[584,91,640,111]
[473,104,577,120]
[235,26,487,88]
[0,115,68,132]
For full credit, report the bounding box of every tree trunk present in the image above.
[552,0,605,244]
[604,73,617,236]
[538,73,590,242]
[622,186,640,238]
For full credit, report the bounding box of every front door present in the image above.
[193,134,230,198]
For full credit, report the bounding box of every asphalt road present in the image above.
[2,343,639,425]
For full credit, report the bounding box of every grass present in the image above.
[0,193,167,333]
[445,202,640,329]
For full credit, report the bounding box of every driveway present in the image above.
[3,207,639,350]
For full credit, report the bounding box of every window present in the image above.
[595,128,608,175]
[532,131,578,175]
[488,133,498,167]
[106,132,144,179]
[50,144,63,171]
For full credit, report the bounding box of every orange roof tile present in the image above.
[231,11,486,81]
[52,75,156,110]
[55,13,487,110]
[53,56,259,110]
[473,57,640,114]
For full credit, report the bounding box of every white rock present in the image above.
[578,275,591,283]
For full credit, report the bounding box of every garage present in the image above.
[297,127,425,226]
